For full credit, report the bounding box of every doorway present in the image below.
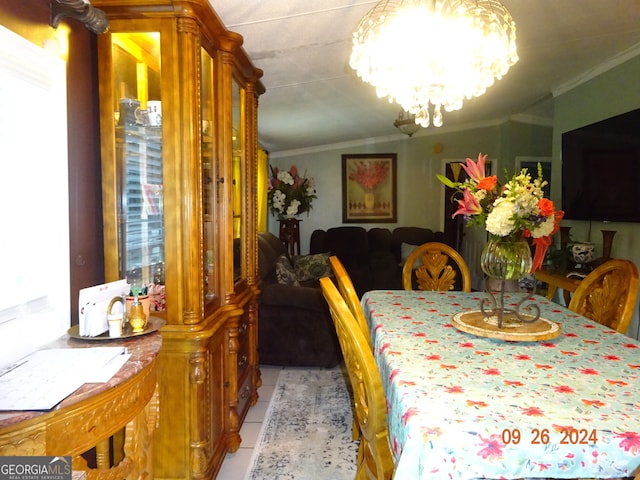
[441,159,493,290]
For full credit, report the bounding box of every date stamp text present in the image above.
[501,428,598,445]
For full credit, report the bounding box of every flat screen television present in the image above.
[561,108,640,222]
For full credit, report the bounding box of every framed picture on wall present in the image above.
[342,153,397,223]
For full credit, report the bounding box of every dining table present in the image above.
[361,289,640,480]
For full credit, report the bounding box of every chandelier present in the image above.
[350,0,518,128]
[393,110,420,137]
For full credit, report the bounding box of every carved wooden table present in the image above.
[0,332,161,479]
[535,268,582,304]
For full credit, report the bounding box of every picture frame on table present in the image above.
[341,153,397,223]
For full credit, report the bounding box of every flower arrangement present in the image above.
[268,165,317,217]
[437,153,564,272]
[348,160,389,190]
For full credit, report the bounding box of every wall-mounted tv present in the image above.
[561,108,640,223]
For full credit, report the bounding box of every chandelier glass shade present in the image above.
[350,0,518,128]
[393,110,420,136]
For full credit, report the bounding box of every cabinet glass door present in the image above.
[202,47,217,304]
[112,32,164,293]
[232,80,243,283]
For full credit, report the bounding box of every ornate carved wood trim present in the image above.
[50,0,109,34]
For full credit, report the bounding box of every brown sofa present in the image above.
[309,226,447,296]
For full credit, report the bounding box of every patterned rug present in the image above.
[245,367,358,480]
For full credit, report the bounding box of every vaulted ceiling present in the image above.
[211,1,640,155]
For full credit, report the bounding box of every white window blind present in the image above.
[0,25,70,368]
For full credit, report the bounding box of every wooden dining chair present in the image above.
[402,241,472,292]
[320,277,395,480]
[329,256,371,346]
[568,258,639,334]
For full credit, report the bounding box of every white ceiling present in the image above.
[211,1,640,155]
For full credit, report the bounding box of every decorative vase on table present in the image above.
[480,236,532,281]
[479,236,540,328]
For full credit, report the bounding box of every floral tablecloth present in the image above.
[361,290,640,479]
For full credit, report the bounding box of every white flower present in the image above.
[286,199,301,216]
[486,199,516,237]
[530,215,555,238]
[272,189,286,213]
[277,171,294,185]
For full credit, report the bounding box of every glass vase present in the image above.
[479,236,539,328]
[480,236,532,281]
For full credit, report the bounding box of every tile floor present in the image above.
[217,365,283,480]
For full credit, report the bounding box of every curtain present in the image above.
[257,147,268,232]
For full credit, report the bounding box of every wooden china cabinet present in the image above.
[92,0,264,477]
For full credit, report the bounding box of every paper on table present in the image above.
[0,347,127,411]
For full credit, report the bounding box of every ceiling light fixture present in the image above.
[350,0,518,128]
[393,110,420,137]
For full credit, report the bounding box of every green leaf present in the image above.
[436,174,456,188]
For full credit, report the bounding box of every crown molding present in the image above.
[553,41,640,98]
[269,115,554,159]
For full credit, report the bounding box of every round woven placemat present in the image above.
[451,310,561,341]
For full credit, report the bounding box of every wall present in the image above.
[552,54,640,338]
[269,120,552,255]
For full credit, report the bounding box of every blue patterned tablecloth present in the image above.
[361,290,640,479]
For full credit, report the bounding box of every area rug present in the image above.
[245,368,358,480]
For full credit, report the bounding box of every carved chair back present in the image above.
[402,242,471,292]
[568,258,639,334]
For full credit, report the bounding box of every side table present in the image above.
[535,269,583,305]
[279,218,301,256]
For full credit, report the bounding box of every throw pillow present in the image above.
[275,254,300,286]
[293,252,332,283]
[401,242,421,270]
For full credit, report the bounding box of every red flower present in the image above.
[521,406,545,416]
[606,379,629,386]
[538,198,555,216]
[553,385,576,394]
[615,431,640,454]
[579,368,600,375]
[504,380,525,387]
[445,385,464,394]
[477,175,498,191]
[603,355,621,361]
[482,368,501,376]
[348,160,389,190]
[535,364,553,370]
[477,434,505,461]
[440,364,457,370]
[581,399,606,408]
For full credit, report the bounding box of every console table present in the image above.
[535,268,582,304]
[0,332,161,479]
